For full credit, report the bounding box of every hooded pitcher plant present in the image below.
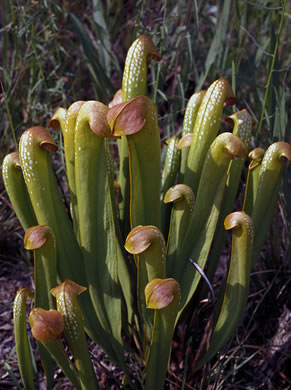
[107,95,161,230]
[49,101,85,239]
[29,308,81,390]
[4,34,290,389]
[125,225,166,353]
[13,288,35,390]
[51,280,100,390]
[194,211,254,371]
[179,90,205,181]
[198,109,254,294]
[17,126,120,359]
[118,35,161,237]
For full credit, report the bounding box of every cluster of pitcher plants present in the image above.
[3,35,291,389]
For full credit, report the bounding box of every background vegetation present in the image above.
[1,0,290,388]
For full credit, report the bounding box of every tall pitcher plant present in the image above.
[3,35,291,389]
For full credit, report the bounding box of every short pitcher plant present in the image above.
[3,36,291,389]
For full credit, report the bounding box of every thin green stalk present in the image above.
[153,0,167,103]
[1,81,17,151]
[256,0,287,137]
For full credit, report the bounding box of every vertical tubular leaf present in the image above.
[195,212,253,370]
[125,225,166,348]
[51,281,99,390]
[119,36,161,236]
[49,102,85,237]
[105,137,135,327]
[24,225,58,389]
[227,109,253,145]
[29,308,81,390]
[178,133,247,313]
[179,90,205,180]
[18,127,101,353]
[13,288,35,390]
[243,147,265,214]
[19,127,85,284]
[223,110,253,201]
[184,78,235,194]
[24,225,57,310]
[122,35,161,102]
[161,136,181,195]
[144,278,180,390]
[108,96,161,230]
[250,142,291,263]
[75,101,127,364]
[2,152,37,230]
[161,136,181,237]
[163,184,194,277]
[202,110,253,294]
